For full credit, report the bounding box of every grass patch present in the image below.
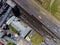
[50,0,60,21]
[34,0,41,5]
[30,33,44,45]
[34,0,51,9]
[9,25,19,34]
[50,0,57,15]
[7,42,16,45]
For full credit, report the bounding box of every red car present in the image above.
[0,42,4,45]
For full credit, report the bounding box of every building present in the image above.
[6,16,31,38]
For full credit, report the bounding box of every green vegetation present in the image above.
[50,0,57,15]
[7,42,16,45]
[28,32,45,45]
[34,0,51,9]
[34,0,41,6]
[31,33,44,45]
[9,25,19,34]
[50,0,60,21]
